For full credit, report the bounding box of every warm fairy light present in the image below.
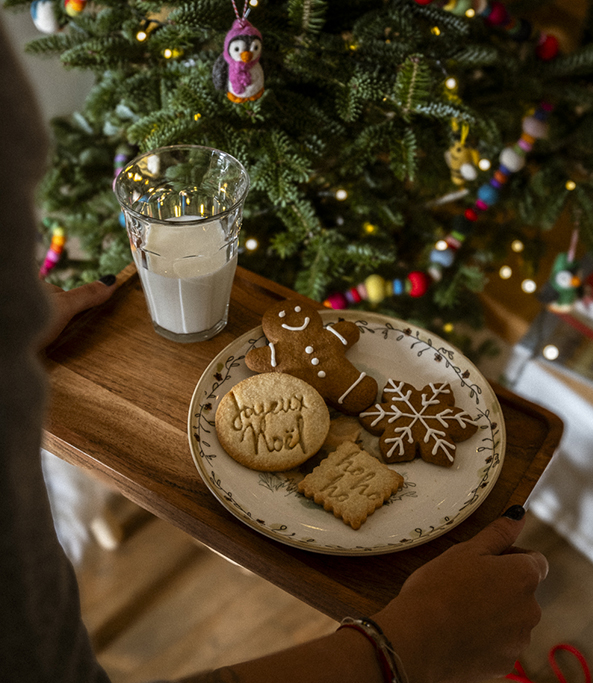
[478,158,491,171]
[443,323,454,333]
[245,237,259,251]
[163,48,173,58]
[566,180,576,191]
[445,77,458,90]
[521,279,537,293]
[249,0,258,6]
[511,239,524,252]
[431,26,441,36]
[363,222,377,234]
[336,189,348,200]
[499,265,512,279]
[136,30,148,42]
[543,344,560,361]
[465,8,475,17]
[194,113,201,121]
[435,240,448,251]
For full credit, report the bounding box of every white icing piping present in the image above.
[269,342,277,367]
[282,317,310,332]
[338,372,367,404]
[326,324,348,345]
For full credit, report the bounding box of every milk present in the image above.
[132,215,238,339]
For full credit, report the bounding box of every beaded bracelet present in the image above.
[338,616,408,683]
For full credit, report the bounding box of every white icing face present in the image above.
[280,304,310,332]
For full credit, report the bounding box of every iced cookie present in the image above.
[298,442,404,530]
[245,300,378,415]
[215,373,330,472]
[359,380,478,467]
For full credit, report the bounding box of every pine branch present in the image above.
[288,0,328,36]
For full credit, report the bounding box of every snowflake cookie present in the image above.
[359,380,478,468]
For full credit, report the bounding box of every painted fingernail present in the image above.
[98,274,116,286]
[502,505,526,521]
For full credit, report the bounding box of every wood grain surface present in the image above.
[43,264,564,621]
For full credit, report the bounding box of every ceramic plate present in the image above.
[187,310,505,556]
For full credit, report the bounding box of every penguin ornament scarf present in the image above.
[212,1,264,103]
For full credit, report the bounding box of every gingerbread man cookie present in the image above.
[359,380,478,467]
[245,300,378,415]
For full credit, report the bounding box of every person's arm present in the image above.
[175,507,547,683]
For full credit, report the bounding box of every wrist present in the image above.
[337,617,408,683]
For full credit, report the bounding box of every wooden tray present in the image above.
[43,264,563,620]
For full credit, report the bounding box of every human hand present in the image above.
[37,274,118,350]
[373,506,548,683]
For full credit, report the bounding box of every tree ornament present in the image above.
[64,0,86,18]
[445,122,479,186]
[538,230,583,312]
[31,0,61,34]
[429,102,553,276]
[39,225,66,278]
[113,144,135,190]
[324,271,430,310]
[212,1,264,103]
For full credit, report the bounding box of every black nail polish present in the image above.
[502,505,526,521]
[98,274,116,286]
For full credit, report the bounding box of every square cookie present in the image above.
[298,442,403,529]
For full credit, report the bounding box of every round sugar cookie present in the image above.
[215,373,330,472]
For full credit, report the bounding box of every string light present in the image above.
[443,322,454,333]
[435,239,448,251]
[499,265,512,279]
[521,279,537,293]
[465,8,475,17]
[336,189,348,200]
[136,30,147,41]
[445,77,458,90]
[431,26,441,36]
[565,180,576,191]
[163,48,173,58]
[249,0,258,5]
[245,237,259,251]
[511,239,524,252]
[542,344,560,361]
[194,113,202,121]
[363,222,377,234]
[478,158,491,171]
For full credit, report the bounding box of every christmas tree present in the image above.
[5,0,593,341]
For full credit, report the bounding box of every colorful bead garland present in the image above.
[413,0,559,59]
[429,102,552,276]
[39,225,66,278]
[324,271,431,309]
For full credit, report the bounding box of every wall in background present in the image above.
[1,4,93,123]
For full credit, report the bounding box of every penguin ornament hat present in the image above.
[212,18,264,103]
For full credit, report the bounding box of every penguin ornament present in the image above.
[212,19,264,103]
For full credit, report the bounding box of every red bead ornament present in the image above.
[464,208,478,221]
[536,33,559,61]
[408,271,430,297]
[484,1,508,26]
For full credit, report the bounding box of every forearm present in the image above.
[175,627,385,683]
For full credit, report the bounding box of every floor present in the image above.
[74,506,593,683]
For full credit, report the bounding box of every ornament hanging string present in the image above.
[231,0,251,24]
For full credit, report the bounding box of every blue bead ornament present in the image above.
[430,247,455,268]
[477,183,500,206]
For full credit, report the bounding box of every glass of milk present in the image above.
[115,145,250,342]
